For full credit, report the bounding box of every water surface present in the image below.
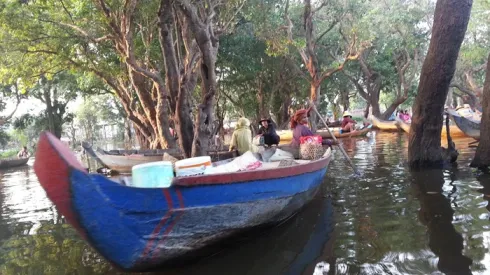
[0,132,489,275]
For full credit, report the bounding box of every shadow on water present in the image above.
[1,133,490,274]
[411,168,472,275]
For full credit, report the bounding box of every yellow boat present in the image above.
[276,125,372,143]
[395,118,467,138]
[368,115,399,131]
[317,126,372,139]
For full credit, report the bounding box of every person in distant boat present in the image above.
[398,110,405,120]
[403,110,412,122]
[341,111,357,134]
[388,111,396,121]
[17,146,30,158]
[229,117,256,155]
[257,118,280,146]
[290,108,337,147]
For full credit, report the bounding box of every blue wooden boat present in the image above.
[34,132,332,271]
[447,109,481,140]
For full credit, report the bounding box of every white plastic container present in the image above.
[131,161,174,188]
[175,156,212,177]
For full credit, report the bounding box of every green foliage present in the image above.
[0,149,17,158]
[74,94,125,143]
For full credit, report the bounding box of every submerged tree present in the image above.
[408,0,473,167]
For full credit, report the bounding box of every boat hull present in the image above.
[395,118,467,138]
[369,116,399,131]
[448,110,480,140]
[34,132,331,271]
[86,147,237,174]
[317,126,371,139]
[0,157,29,169]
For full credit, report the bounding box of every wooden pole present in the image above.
[310,103,360,175]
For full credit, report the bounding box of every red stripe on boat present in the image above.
[151,189,185,261]
[140,189,174,259]
[34,132,88,238]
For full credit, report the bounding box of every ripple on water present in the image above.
[0,133,490,275]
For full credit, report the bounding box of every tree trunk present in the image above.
[364,103,370,118]
[340,88,350,112]
[124,118,132,150]
[408,0,472,168]
[309,83,320,132]
[471,53,490,167]
[370,93,381,118]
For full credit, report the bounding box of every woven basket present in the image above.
[300,143,326,160]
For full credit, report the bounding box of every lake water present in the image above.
[0,132,489,275]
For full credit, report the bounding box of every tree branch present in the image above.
[315,19,339,45]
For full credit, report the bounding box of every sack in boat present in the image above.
[299,135,325,160]
[162,152,178,171]
[269,149,294,162]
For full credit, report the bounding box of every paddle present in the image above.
[309,102,360,175]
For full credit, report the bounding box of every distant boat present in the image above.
[366,115,399,131]
[34,132,332,271]
[395,117,467,138]
[0,157,29,169]
[447,109,480,140]
[317,124,372,139]
[81,142,237,174]
[277,125,372,143]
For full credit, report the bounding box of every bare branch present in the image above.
[59,0,75,24]
[221,0,246,34]
[315,19,339,45]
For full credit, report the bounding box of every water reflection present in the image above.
[0,134,490,274]
[476,173,490,219]
[411,168,473,275]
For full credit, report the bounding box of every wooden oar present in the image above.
[309,103,360,175]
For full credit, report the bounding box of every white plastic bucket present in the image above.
[131,161,174,188]
[175,156,212,177]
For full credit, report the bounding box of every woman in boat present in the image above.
[257,118,280,146]
[341,111,357,134]
[229,117,256,155]
[290,109,337,147]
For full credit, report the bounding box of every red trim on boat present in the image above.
[172,154,331,187]
[140,189,174,259]
[151,189,185,261]
[33,132,88,238]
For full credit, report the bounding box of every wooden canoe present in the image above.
[447,109,480,140]
[277,125,372,142]
[34,131,332,271]
[82,142,237,174]
[0,157,29,169]
[395,117,467,138]
[368,116,399,131]
[317,124,373,139]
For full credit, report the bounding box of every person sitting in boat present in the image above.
[402,110,412,123]
[229,117,257,155]
[290,109,337,147]
[398,110,405,120]
[341,111,357,134]
[388,111,396,121]
[17,146,30,158]
[257,118,280,146]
